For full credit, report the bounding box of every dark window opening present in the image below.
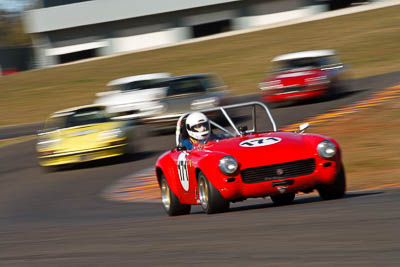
[312,0,370,11]
[192,20,231,38]
[59,49,96,64]
[167,78,205,96]
[43,0,92,8]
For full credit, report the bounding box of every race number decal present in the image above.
[239,137,282,147]
[177,152,189,191]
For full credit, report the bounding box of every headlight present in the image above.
[37,138,61,150]
[191,97,218,109]
[98,128,124,140]
[317,140,337,159]
[259,80,282,90]
[305,76,329,86]
[219,156,238,175]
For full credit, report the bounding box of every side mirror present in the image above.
[238,126,248,135]
[296,123,309,134]
[174,144,187,152]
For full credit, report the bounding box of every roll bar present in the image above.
[176,101,277,146]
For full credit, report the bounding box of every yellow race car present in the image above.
[37,105,139,169]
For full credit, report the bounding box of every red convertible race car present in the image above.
[259,50,348,104]
[155,102,346,216]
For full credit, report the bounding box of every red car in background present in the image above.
[0,68,19,76]
[259,50,348,104]
[155,102,346,216]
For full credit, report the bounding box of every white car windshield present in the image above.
[116,79,167,91]
[273,55,340,73]
[275,58,322,72]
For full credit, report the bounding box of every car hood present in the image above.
[202,132,316,168]
[38,121,125,153]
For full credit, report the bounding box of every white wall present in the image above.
[24,0,239,33]
[232,5,327,30]
[105,27,191,55]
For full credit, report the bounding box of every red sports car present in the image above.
[155,102,346,216]
[259,50,348,103]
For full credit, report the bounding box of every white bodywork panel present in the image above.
[107,73,170,87]
[272,50,336,62]
[94,87,167,116]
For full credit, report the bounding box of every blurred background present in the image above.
[0,0,373,75]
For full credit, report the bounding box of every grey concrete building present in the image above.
[23,0,324,68]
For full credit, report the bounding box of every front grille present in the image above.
[283,86,306,93]
[241,158,316,184]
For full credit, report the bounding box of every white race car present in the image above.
[94,73,171,120]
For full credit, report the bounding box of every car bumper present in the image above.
[262,88,327,103]
[218,159,340,201]
[38,144,127,166]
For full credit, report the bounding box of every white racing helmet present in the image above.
[186,112,210,141]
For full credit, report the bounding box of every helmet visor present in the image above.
[189,122,210,133]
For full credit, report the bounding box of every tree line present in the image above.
[0,9,32,46]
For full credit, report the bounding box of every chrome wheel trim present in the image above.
[161,180,170,210]
[198,177,208,210]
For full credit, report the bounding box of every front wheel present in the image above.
[198,172,230,214]
[270,192,295,206]
[318,166,346,200]
[40,162,60,173]
[160,175,191,216]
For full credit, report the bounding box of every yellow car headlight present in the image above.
[37,138,61,150]
[98,128,124,140]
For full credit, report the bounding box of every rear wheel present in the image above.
[198,172,230,214]
[160,175,191,216]
[270,192,295,206]
[318,167,346,200]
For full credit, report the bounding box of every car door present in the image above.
[169,149,198,203]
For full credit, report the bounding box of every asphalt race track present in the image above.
[0,72,399,266]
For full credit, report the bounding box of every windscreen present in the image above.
[60,107,110,128]
[204,104,276,138]
[274,57,324,72]
[167,78,206,96]
[44,116,66,132]
[118,79,167,91]
[202,75,224,90]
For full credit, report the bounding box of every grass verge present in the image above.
[311,96,400,190]
[1,6,400,126]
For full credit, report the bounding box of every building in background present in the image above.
[25,0,364,68]
[23,0,329,68]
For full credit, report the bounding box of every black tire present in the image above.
[270,192,296,206]
[326,79,346,100]
[318,166,346,200]
[125,125,144,156]
[40,164,59,173]
[198,172,229,214]
[160,175,191,216]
